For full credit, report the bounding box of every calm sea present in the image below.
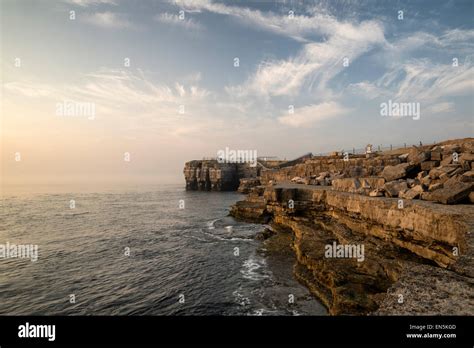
[0,184,326,315]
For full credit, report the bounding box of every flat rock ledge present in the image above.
[230,183,474,315]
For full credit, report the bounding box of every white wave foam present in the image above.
[232,289,250,306]
[202,231,253,242]
[206,218,219,230]
[188,235,216,243]
[249,308,280,316]
[240,255,271,281]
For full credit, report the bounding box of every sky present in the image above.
[1,0,473,188]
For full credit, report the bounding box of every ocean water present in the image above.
[0,184,326,315]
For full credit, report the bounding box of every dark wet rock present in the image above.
[255,228,276,241]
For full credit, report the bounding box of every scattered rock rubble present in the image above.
[246,139,474,205]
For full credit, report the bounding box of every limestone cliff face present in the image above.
[183,152,314,191]
[230,184,474,315]
[183,160,259,191]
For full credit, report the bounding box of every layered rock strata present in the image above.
[183,153,311,191]
[186,139,474,314]
[183,160,260,191]
[230,183,474,315]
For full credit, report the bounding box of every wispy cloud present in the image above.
[171,0,373,43]
[348,58,474,106]
[4,69,211,131]
[65,0,117,7]
[83,12,133,29]
[394,60,474,101]
[278,102,349,127]
[426,102,455,114]
[229,19,385,99]
[212,3,387,127]
[154,13,203,31]
[4,0,473,183]
[389,29,474,54]
[347,81,389,100]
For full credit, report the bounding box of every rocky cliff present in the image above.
[231,183,473,315]
[183,153,311,191]
[228,138,474,315]
[183,160,260,191]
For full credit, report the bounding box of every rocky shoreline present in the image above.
[231,183,473,315]
[184,138,474,315]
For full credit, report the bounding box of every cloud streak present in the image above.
[65,0,117,7]
[83,12,133,28]
[278,102,349,127]
[4,68,213,137]
[154,12,203,31]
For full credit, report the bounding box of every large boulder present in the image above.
[428,183,443,192]
[460,171,474,183]
[399,185,424,200]
[408,150,430,165]
[346,165,365,177]
[449,167,465,177]
[382,163,414,181]
[291,176,306,184]
[460,153,474,168]
[460,152,474,161]
[440,155,453,166]
[421,182,474,204]
[332,178,361,193]
[443,174,463,188]
[442,144,461,155]
[316,171,330,181]
[429,165,460,179]
[359,177,385,190]
[420,161,439,171]
[384,180,409,198]
[398,153,409,162]
[421,175,432,188]
[430,151,442,161]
